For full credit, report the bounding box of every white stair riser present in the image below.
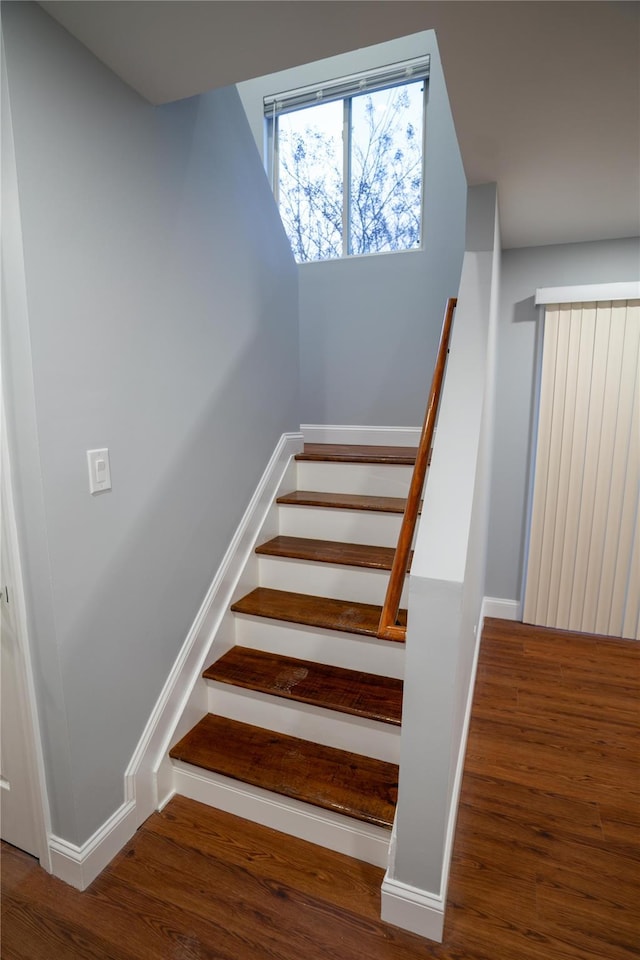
[278,505,402,546]
[172,762,391,867]
[233,614,405,679]
[295,461,413,497]
[206,682,400,763]
[258,555,409,607]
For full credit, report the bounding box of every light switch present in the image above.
[87,448,111,494]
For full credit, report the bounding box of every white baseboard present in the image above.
[48,432,303,889]
[49,800,137,890]
[173,762,391,868]
[301,424,420,446]
[481,596,522,621]
[381,875,445,941]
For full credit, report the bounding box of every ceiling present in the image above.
[38,1,640,249]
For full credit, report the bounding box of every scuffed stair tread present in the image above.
[230,587,407,639]
[277,490,411,514]
[169,714,398,828]
[203,647,403,725]
[295,443,417,465]
[256,535,412,571]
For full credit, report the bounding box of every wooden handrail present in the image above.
[377,297,457,641]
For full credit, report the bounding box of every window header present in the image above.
[263,55,430,117]
[535,282,640,305]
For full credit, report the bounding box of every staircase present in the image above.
[169,443,416,866]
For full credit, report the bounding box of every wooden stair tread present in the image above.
[255,535,412,571]
[277,490,411,514]
[230,587,407,640]
[169,714,398,828]
[203,647,403,725]
[295,443,417,465]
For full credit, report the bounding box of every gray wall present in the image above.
[2,1,298,845]
[486,236,640,603]
[239,32,467,426]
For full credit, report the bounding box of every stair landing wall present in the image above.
[384,184,501,941]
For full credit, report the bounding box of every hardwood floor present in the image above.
[2,618,639,959]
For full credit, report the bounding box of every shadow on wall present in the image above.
[513,295,537,323]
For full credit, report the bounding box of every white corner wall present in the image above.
[238,31,467,427]
[382,184,501,940]
[2,1,298,848]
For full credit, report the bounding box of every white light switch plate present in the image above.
[87,448,111,494]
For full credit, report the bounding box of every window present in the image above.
[264,56,429,263]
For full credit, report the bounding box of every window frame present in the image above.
[265,58,430,263]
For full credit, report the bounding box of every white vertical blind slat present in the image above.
[568,309,611,628]
[522,309,559,624]
[537,307,571,623]
[548,304,584,627]
[605,303,640,638]
[556,303,597,629]
[581,303,626,631]
[594,303,637,633]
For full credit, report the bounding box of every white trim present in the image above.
[381,876,445,941]
[300,424,420,446]
[126,432,303,818]
[535,281,640,306]
[49,800,137,891]
[172,762,391,868]
[386,817,397,875]
[0,399,53,872]
[481,596,522,621]
[1,49,53,872]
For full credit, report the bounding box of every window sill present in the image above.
[296,246,424,267]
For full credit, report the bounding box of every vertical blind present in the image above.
[523,298,640,640]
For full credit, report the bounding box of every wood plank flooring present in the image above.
[3,618,639,959]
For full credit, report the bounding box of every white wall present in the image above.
[486,236,640,604]
[386,185,500,932]
[2,2,299,846]
[239,31,467,426]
